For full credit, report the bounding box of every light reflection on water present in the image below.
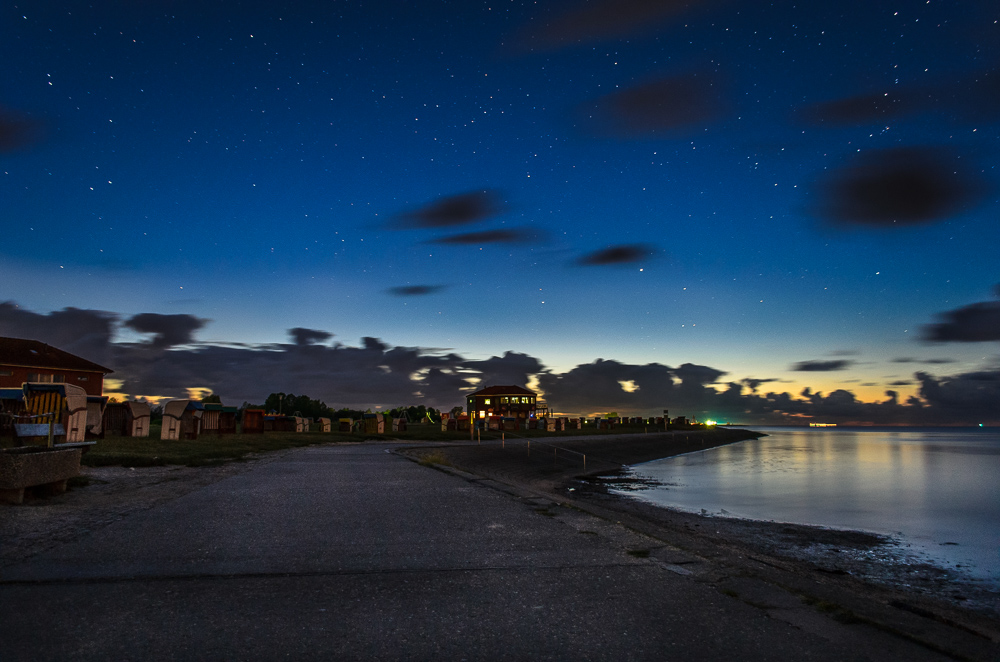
[617,427,1000,583]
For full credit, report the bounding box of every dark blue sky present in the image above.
[2,0,998,422]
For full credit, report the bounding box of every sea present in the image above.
[612,426,1000,585]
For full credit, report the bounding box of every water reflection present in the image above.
[617,427,1000,582]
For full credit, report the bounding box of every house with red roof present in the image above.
[0,338,113,397]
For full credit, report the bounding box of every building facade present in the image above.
[0,337,113,397]
[466,385,537,420]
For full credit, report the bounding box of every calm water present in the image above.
[616,427,1000,583]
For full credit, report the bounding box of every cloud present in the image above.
[922,295,1000,342]
[289,328,333,346]
[511,0,710,52]
[393,190,505,229]
[0,107,44,152]
[0,302,118,366]
[813,147,987,227]
[537,359,726,415]
[579,74,724,137]
[741,377,778,393]
[891,357,957,365]
[106,334,472,409]
[916,370,1000,421]
[799,91,917,126]
[534,360,987,424]
[791,360,854,372]
[461,351,545,389]
[429,228,535,245]
[674,362,727,385]
[123,313,209,348]
[799,67,1000,127]
[4,301,1000,425]
[386,285,447,297]
[576,244,656,266]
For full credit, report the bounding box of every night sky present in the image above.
[2,0,999,424]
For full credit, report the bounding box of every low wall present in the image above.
[0,447,82,505]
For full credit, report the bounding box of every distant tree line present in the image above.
[237,392,441,423]
[134,393,443,425]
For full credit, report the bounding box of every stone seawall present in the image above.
[407,428,762,492]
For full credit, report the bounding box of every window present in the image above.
[484,398,491,404]
[77,376,89,382]
[27,373,54,383]
[0,370,12,377]
[53,374,64,382]
[479,411,486,418]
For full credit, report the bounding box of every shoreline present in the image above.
[405,429,1000,643]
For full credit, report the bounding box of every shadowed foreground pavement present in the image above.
[0,444,963,660]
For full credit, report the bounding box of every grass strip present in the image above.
[81,431,352,467]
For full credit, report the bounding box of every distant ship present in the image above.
[809,422,837,427]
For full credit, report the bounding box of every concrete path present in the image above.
[0,444,949,660]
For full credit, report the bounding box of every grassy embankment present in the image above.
[82,430,338,467]
[81,422,725,468]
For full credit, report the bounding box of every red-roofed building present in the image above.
[466,385,537,420]
[0,338,113,397]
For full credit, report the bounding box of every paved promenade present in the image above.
[0,444,957,660]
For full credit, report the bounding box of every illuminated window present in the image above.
[479,411,486,418]
[484,398,491,404]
